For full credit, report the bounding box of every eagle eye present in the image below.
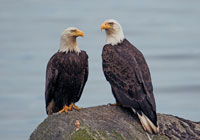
[108,22,114,25]
[71,29,76,32]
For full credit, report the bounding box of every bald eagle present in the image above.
[101,19,159,134]
[45,27,88,115]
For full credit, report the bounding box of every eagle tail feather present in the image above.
[145,132,152,140]
[143,113,159,133]
[135,110,159,134]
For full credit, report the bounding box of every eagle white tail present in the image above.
[131,108,159,135]
[136,111,159,134]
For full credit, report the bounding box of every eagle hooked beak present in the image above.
[73,29,84,37]
[101,22,112,31]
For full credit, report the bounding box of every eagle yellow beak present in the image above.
[73,29,84,37]
[101,23,112,30]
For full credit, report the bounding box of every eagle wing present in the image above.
[75,51,89,102]
[102,45,145,102]
[124,39,156,111]
[102,44,157,125]
[45,54,59,112]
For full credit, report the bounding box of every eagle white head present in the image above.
[101,19,125,45]
[59,27,84,53]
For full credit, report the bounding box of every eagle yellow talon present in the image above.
[109,103,121,106]
[73,105,82,111]
[59,104,82,114]
[58,105,69,114]
[70,103,82,111]
[68,103,74,110]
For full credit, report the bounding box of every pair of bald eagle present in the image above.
[45,19,159,134]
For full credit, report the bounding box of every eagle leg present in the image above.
[108,103,121,106]
[68,103,74,110]
[70,103,82,111]
[58,105,70,114]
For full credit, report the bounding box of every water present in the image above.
[0,0,200,139]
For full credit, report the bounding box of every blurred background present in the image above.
[0,0,200,139]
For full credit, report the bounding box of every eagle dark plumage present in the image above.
[45,27,88,115]
[101,19,159,134]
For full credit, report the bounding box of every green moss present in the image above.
[112,130,126,140]
[87,128,101,140]
[98,129,109,138]
[71,129,95,140]
[152,135,169,140]
[71,127,169,140]
[96,129,113,140]
[72,128,127,140]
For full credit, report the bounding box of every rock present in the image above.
[29,105,200,140]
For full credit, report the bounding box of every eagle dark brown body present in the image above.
[45,51,88,115]
[102,39,158,131]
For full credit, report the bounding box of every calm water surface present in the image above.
[0,0,200,139]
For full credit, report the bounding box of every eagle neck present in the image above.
[59,36,81,54]
[106,29,124,46]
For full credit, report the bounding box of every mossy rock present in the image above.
[29,105,200,140]
[71,129,95,140]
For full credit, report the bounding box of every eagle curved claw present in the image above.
[71,103,82,111]
[58,105,70,114]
